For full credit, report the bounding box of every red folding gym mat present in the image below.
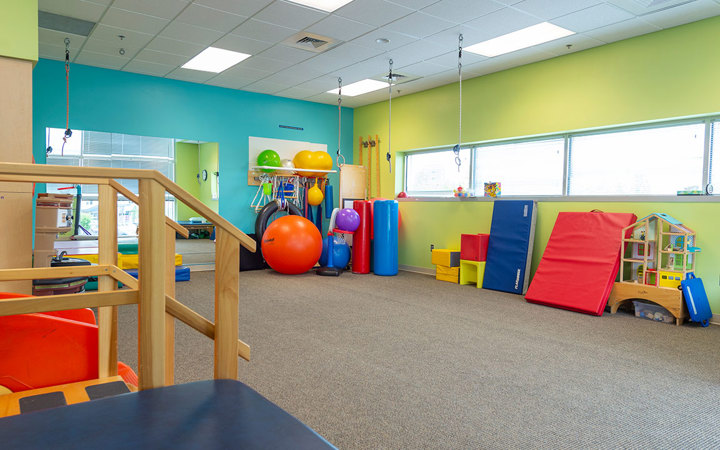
[525,211,637,316]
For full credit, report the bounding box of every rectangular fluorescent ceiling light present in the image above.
[286,0,354,12]
[465,22,574,57]
[328,79,387,97]
[182,47,250,73]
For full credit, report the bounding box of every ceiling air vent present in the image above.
[283,32,338,53]
[38,11,96,36]
[373,72,422,85]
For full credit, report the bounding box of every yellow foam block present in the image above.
[119,253,183,270]
[431,249,460,267]
[459,259,486,288]
[65,253,183,269]
[436,265,459,283]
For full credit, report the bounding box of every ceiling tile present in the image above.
[75,49,129,69]
[309,43,384,73]
[123,59,175,76]
[112,0,190,20]
[214,34,274,55]
[275,86,318,100]
[175,3,247,33]
[349,29,418,52]
[424,50,487,69]
[513,0,603,21]
[421,0,505,24]
[583,17,660,43]
[146,36,206,57]
[334,56,394,83]
[102,7,170,34]
[253,1,328,30]
[160,22,224,46]
[212,64,272,82]
[38,28,87,52]
[305,14,375,42]
[89,24,155,48]
[39,43,71,61]
[640,0,720,29]
[237,55,295,72]
[383,12,456,38]
[134,48,189,66]
[262,67,321,85]
[335,0,414,27]
[231,19,298,43]
[257,45,315,63]
[396,60,447,77]
[194,0,274,16]
[425,24,497,49]
[83,37,142,59]
[464,7,540,41]
[386,0,438,9]
[243,79,287,94]
[552,3,635,33]
[38,0,108,22]
[166,67,217,83]
[464,47,557,76]
[296,76,341,93]
[386,39,447,67]
[205,76,253,90]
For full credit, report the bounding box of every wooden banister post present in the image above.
[165,224,176,385]
[97,185,118,378]
[214,228,240,380]
[138,178,166,390]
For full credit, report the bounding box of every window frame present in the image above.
[403,115,719,200]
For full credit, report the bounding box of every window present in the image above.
[404,117,716,197]
[46,128,176,236]
[405,148,471,195]
[474,139,564,196]
[568,123,705,195]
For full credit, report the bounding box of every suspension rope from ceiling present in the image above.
[62,38,73,156]
[387,59,393,174]
[453,34,463,173]
[336,77,345,167]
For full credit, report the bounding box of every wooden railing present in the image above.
[0,163,256,391]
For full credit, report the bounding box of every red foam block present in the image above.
[524,211,637,316]
[461,233,489,262]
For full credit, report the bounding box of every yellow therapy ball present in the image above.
[293,150,315,176]
[307,182,324,205]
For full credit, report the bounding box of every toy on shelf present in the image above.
[454,186,470,198]
[608,213,700,325]
[483,182,501,197]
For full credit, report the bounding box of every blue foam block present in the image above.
[482,200,537,294]
[125,265,190,282]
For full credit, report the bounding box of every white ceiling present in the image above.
[38,0,720,108]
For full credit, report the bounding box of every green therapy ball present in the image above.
[257,149,281,173]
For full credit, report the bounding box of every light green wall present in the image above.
[0,0,38,62]
[355,16,720,314]
[175,142,200,221]
[198,142,219,213]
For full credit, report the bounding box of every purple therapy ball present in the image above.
[335,208,361,232]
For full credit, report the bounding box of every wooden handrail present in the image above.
[0,265,114,280]
[0,290,138,317]
[0,163,255,251]
[108,180,189,239]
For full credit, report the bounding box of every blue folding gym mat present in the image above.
[681,273,712,327]
[482,200,537,295]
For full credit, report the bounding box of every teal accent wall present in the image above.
[33,59,353,233]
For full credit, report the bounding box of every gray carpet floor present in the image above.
[117,270,720,449]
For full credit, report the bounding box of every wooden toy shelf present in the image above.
[608,213,697,326]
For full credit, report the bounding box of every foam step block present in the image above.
[459,260,486,288]
[436,265,459,283]
[431,249,460,267]
[125,265,190,282]
[461,234,489,262]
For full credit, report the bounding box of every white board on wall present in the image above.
[248,136,327,166]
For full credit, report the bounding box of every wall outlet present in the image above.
[430,244,434,251]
